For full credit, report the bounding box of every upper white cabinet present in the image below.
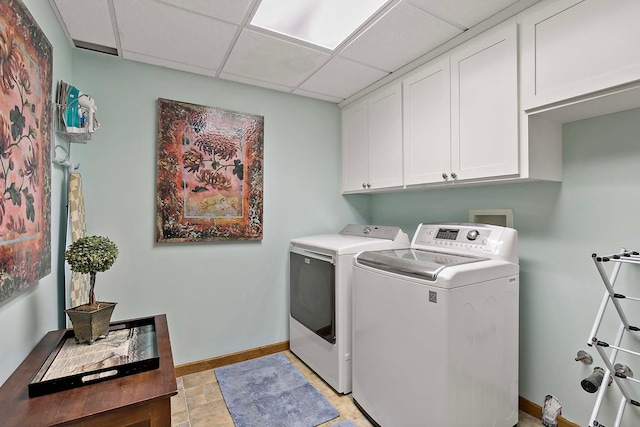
[403,58,451,186]
[341,10,574,194]
[451,21,519,181]
[342,83,403,193]
[521,0,640,111]
[341,100,369,192]
[402,21,518,187]
[368,84,403,190]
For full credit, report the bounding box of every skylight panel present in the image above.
[251,0,389,50]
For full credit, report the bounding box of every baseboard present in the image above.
[174,340,290,377]
[519,396,580,427]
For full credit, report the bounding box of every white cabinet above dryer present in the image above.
[341,83,403,193]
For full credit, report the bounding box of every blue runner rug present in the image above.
[215,353,339,427]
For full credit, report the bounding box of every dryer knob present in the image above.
[467,230,479,241]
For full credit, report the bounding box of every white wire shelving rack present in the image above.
[587,249,640,427]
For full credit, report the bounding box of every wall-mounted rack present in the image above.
[53,103,91,144]
[54,81,99,144]
[586,249,640,427]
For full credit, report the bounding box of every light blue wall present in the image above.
[3,6,639,426]
[67,49,369,367]
[370,107,640,426]
[0,0,73,385]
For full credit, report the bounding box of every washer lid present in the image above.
[356,248,488,281]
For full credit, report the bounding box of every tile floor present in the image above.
[171,350,541,427]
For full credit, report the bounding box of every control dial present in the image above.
[466,230,479,241]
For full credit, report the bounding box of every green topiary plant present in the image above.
[65,236,118,306]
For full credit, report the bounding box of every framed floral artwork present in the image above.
[0,0,52,303]
[156,99,264,242]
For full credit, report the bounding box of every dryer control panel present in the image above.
[340,224,405,240]
[412,223,518,263]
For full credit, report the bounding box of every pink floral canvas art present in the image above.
[156,99,263,242]
[0,0,52,302]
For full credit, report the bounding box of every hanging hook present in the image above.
[52,144,80,170]
[52,144,70,168]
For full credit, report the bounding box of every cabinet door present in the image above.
[341,100,369,192]
[451,21,518,181]
[403,58,451,186]
[521,0,640,110]
[368,83,403,190]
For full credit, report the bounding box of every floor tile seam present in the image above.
[183,385,193,427]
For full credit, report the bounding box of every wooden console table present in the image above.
[0,314,177,427]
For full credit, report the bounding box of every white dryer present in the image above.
[289,224,409,394]
[352,223,519,427]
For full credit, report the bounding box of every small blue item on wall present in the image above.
[64,84,81,130]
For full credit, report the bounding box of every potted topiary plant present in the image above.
[64,235,119,344]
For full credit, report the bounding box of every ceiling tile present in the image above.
[340,1,461,73]
[53,0,116,48]
[406,0,521,28]
[292,89,344,103]
[299,57,388,100]
[123,50,217,77]
[223,30,330,88]
[155,0,253,24]
[219,72,295,93]
[113,0,237,71]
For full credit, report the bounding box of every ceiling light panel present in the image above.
[251,0,390,50]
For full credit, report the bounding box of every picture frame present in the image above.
[155,99,264,242]
[0,0,53,303]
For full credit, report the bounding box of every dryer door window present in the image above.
[290,251,336,344]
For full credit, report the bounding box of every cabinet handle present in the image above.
[442,173,448,180]
[362,183,366,189]
[366,183,371,189]
[451,172,457,180]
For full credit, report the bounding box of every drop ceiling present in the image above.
[49,0,539,104]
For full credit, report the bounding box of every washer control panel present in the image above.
[412,223,517,262]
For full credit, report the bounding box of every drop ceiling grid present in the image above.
[50,0,542,103]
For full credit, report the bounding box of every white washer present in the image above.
[289,224,409,394]
[352,223,519,427]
